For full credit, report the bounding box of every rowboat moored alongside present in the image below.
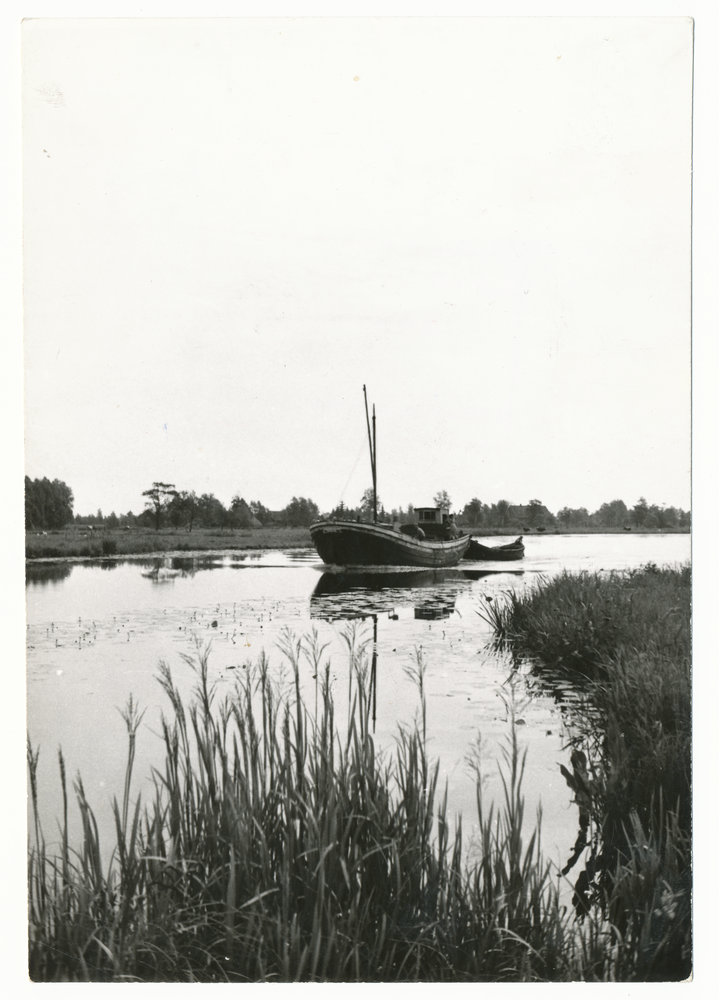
[464,536,525,561]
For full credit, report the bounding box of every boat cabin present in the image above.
[413,506,460,540]
[415,505,449,526]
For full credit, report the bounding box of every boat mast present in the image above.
[372,404,377,523]
[363,385,377,523]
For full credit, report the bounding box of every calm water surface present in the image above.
[26,533,689,870]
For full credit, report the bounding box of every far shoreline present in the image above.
[25,524,691,565]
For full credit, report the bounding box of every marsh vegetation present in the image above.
[27,564,691,981]
[478,563,691,976]
[25,525,314,560]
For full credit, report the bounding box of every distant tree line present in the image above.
[327,489,690,532]
[130,483,320,531]
[69,495,320,531]
[456,495,690,531]
[26,475,690,534]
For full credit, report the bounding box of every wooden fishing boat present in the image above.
[310,387,471,568]
[310,519,470,568]
[465,536,525,561]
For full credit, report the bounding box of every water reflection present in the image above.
[463,569,524,582]
[286,550,319,562]
[141,564,184,584]
[25,533,690,874]
[368,614,378,730]
[139,554,268,583]
[414,602,454,621]
[139,555,230,582]
[310,568,522,622]
[516,660,602,723]
[25,563,73,586]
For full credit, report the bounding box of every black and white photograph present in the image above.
[15,4,702,986]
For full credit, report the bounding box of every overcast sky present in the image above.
[23,16,693,518]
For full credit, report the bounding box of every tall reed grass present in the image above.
[478,563,691,979]
[28,626,690,981]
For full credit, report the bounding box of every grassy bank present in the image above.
[479,564,691,971]
[28,623,690,981]
[25,524,689,561]
[25,526,314,560]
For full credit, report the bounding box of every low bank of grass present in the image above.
[463,527,689,536]
[26,524,690,560]
[479,564,691,971]
[28,628,689,982]
[25,526,313,560]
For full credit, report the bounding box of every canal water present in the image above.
[26,533,689,874]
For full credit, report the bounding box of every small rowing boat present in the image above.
[465,536,525,561]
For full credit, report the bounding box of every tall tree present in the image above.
[25,477,74,530]
[142,482,178,531]
[230,495,254,529]
[658,506,678,529]
[283,496,320,527]
[594,499,629,528]
[462,497,484,527]
[491,500,510,528]
[166,490,197,531]
[183,491,198,532]
[196,493,227,529]
[631,497,650,528]
[433,490,452,509]
[526,499,545,527]
[360,488,381,519]
[557,506,590,529]
[249,500,271,525]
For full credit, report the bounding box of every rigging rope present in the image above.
[337,432,369,508]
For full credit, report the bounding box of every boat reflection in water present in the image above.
[310,567,524,621]
[310,567,524,729]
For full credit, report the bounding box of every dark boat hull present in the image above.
[310,520,471,568]
[465,537,525,561]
